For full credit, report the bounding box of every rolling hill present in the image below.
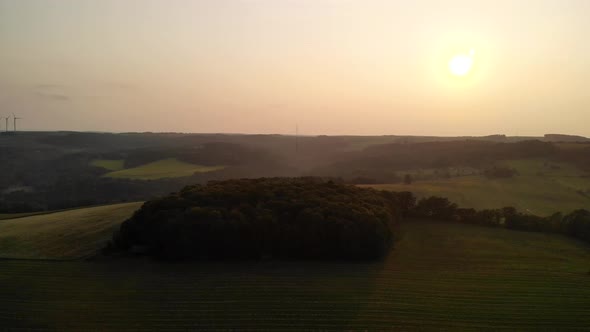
[0,212,589,329]
[366,159,590,216]
[0,202,142,260]
[90,159,125,171]
[103,158,225,180]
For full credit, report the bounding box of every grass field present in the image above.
[1,220,589,330]
[90,159,125,171]
[366,159,590,216]
[104,158,225,180]
[0,211,53,220]
[0,202,142,260]
[554,142,590,151]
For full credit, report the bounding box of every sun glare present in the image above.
[448,49,475,76]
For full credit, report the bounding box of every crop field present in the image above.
[367,159,590,216]
[1,220,589,330]
[90,159,125,171]
[103,158,225,180]
[0,205,102,221]
[0,211,51,220]
[0,202,142,260]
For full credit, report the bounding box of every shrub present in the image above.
[483,166,518,178]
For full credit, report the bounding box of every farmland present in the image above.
[367,159,590,216]
[1,220,589,330]
[0,211,51,220]
[103,158,225,180]
[0,202,142,260]
[91,159,125,171]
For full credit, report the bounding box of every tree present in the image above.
[404,174,412,185]
[413,196,458,220]
[110,178,402,261]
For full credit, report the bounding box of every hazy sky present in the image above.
[1,0,589,136]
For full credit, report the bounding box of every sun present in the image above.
[448,49,475,76]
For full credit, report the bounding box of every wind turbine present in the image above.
[1,115,8,132]
[295,123,299,153]
[12,113,21,132]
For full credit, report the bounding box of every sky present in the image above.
[1,0,589,136]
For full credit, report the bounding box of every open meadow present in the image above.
[1,215,589,330]
[90,159,125,171]
[103,158,225,180]
[0,211,52,220]
[0,202,142,260]
[366,159,590,216]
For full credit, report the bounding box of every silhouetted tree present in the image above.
[110,178,402,261]
[413,196,457,220]
[404,174,412,185]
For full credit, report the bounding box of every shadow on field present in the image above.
[0,257,387,330]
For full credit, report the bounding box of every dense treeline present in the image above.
[483,166,518,178]
[101,142,285,169]
[3,132,590,212]
[0,164,293,213]
[408,196,590,244]
[0,141,291,213]
[106,177,589,261]
[317,140,558,182]
[109,178,403,260]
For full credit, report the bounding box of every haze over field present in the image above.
[2,2,590,329]
[1,0,589,136]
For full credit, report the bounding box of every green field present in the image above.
[90,159,125,171]
[104,158,225,180]
[0,202,142,260]
[1,217,589,330]
[366,159,590,216]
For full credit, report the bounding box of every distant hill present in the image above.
[2,131,590,213]
[544,134,590,142]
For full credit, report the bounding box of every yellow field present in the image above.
[104,158,225,180]
[0,202,142,259]
[90,159,125,171]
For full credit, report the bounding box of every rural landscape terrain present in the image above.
[1,132,589,330]
[1,205,589,330]
[2,132,589,215]
[2,1,590,330]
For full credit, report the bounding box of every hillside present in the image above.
[103,158,225,180]
[366,159,590,216]
[3,132,590,214]
[0,220,589,330]
[0,202,142,259]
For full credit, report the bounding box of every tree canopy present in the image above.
[110,178,402,260]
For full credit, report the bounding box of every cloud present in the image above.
[36,91,70,101]
[34,83,66,89]
[32,83,70,101]
[102,81,137,90]
[31,80,139,101]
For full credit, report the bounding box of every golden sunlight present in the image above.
[448,49,475,76]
